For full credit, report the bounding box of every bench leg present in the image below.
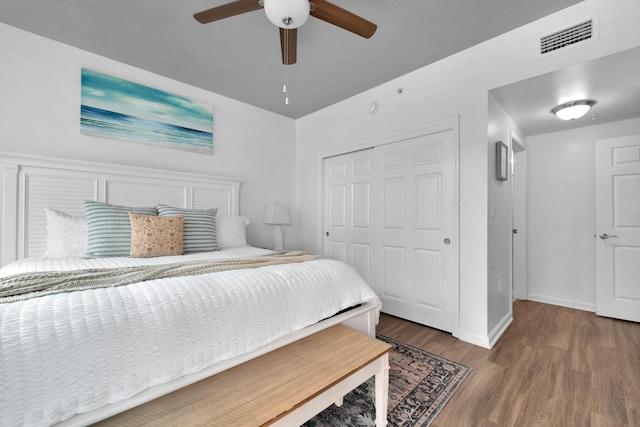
[374,353,390,427]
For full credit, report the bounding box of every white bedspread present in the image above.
[0,248,380,426]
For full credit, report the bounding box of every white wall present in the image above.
[295,0,640,347]
[487,94,526,340]
[0,23,297,250]
[527,117,640,310]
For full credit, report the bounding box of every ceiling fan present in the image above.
[193,0,377,65]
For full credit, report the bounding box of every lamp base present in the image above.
[272,225,284,251]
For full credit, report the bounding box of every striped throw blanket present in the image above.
[0,251,314,303]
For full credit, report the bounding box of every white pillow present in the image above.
[43,208,88,257]
[216,216,250,248]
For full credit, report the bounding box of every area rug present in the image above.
[303,334,471,427]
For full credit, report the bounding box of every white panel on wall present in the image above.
[383,178,404,229]
[382,245,405,300]
[24,174,96,257]
[106,180,186,207]
[415,248,442,309]
[352,242,372,284]
[329,185,346,228]
[193,187,233,215]
[414,174,441,231]
[352,182,371,229]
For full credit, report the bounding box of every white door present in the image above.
[374,130,454,331]
[511,133,527,301]
[324,149,374,284]
[595,134,640,322]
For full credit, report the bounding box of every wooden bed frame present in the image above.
[0,152,379,425]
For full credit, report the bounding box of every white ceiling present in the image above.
[0,0,583,119]
[491,45,640,136]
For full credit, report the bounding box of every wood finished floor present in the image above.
[376,300,640,427]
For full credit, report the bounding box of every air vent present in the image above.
[540,19,593,55]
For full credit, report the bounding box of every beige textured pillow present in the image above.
[129,212,184,257]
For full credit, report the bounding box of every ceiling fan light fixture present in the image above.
[264,0,310,29]
[551,99,596,120]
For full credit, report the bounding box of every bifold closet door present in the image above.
[324,149,375,285]
[374,130,454,332]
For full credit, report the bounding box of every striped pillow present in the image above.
[157,205,218,253]
[84,201,158,257]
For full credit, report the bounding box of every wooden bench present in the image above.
[96,324,392,426]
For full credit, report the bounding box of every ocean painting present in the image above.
[80,69,213,154]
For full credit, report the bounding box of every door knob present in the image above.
[599,233,618,240]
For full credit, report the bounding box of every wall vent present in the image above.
[540,19,593,55]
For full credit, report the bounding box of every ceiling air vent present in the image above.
[540,19,593,55]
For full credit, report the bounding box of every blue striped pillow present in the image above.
[157,205,218,253]
[84,201,158,257]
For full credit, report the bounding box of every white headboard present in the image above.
[1,152,242,266]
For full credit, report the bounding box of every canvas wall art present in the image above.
[80,69,213,154]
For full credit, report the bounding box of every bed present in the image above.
[0,153,381,426]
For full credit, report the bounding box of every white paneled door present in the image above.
[324,130,455,332]
[595,134,640,322]
[374,130,454,331]
[324,149,375,285]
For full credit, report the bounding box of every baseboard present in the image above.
[488,311,513,349]
[456,330,491,349]
[458,295,593,349]
[527,294,595,312]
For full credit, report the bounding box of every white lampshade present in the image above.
[264,202,291,225]
[263,0,310,29]
[551,100,596,121]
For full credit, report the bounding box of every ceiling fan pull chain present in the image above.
[283,30,290,105]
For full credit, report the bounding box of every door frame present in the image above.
[317,115,460,337]
[510,130,528,301]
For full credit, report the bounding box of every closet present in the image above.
[324,129,456,332]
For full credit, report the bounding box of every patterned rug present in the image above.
[303,334,471,427]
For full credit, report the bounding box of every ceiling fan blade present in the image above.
[194,0,262,24]
[310,0,377,38]
[280,28,298,65]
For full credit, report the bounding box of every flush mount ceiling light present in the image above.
[551,99,596,120]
